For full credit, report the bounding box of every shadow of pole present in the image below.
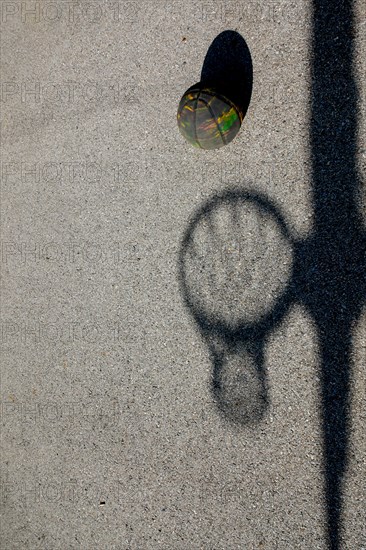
[303,0,366,547]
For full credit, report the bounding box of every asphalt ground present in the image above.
[1,1,365,548]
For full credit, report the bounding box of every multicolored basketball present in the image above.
[177,84,243,150]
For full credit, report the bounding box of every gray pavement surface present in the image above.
[1,1,365,549]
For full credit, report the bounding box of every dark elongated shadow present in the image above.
[299,1,366,547]
[201,30,253,120]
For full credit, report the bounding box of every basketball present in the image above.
[177,83,243,150]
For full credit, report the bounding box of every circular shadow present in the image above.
[180,189,294,333]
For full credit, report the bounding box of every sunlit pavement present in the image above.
[1,1,365,548]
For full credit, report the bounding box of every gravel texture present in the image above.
[1,1,365,548]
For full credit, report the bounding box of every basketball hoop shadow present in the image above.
[179,189,296,425]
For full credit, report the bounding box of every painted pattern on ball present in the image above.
[177,86,243,150]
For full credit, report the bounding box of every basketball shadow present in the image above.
[201,30,253,120]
